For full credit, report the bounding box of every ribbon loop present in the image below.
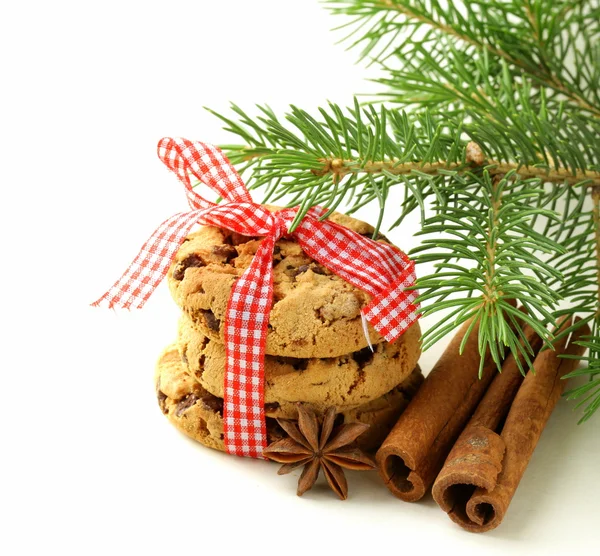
[158,137,253,209]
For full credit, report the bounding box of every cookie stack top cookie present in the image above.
[168,210,421,359]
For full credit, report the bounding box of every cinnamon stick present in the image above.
[432,318,588,532]
[431,323,546,526]
[376,315,504,502]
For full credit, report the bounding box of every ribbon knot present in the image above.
[267,210,289,241]
[93,137,420,458]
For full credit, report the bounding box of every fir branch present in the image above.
[327,0,600,117]
[209,102,600,203]
[207,101,469,229]
[206,0,600,419]
[552,188,600,421]
[411,170,564,374]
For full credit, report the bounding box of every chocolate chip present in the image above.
[173,255,205,280]
[202,310,221,332]
[201,393,223,415]
[156,377,168,414]
[264,402,280,413]
[352,346,374,367]
[194,355,206,380]
[283,264,298,278]
[211,245,237,263]
[157,390,168,415]
[181,350,188,365]
[175,394,198,416]
[294,264,327,276]
[272,245,282,267]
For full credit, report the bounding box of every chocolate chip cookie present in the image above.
[167,210,398,358]
[155,346,423,453]
[177,314,421,418]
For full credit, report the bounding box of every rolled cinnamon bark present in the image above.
[376,316,502,502]
[431,324,544,525]
[432,318,587,532]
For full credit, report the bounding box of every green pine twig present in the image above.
[205,0,600,420]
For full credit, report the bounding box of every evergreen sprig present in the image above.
[412,170,564,372]
[207,0,600,420]
[327,0,600,116]
[552,187,600,421]
[208,101,470,232]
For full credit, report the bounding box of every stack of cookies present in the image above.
[155,210,423,453]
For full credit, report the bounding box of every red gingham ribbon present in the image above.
[93,137,420,458]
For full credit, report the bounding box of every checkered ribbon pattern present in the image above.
[93,137,420,458]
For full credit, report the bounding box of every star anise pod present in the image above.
[263,404,376,500]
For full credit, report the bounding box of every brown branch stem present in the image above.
[484,175,503,304]
[313,157,600,186]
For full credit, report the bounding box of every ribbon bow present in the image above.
[93,137,420,458]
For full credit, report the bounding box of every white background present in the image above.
[2,1,598,555]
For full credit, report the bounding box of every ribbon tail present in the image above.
[290,211,421,343]
[91,211,203,309]
[223,235,276,458]
[362,262,421,343]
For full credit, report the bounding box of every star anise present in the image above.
[263,404,376,500]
